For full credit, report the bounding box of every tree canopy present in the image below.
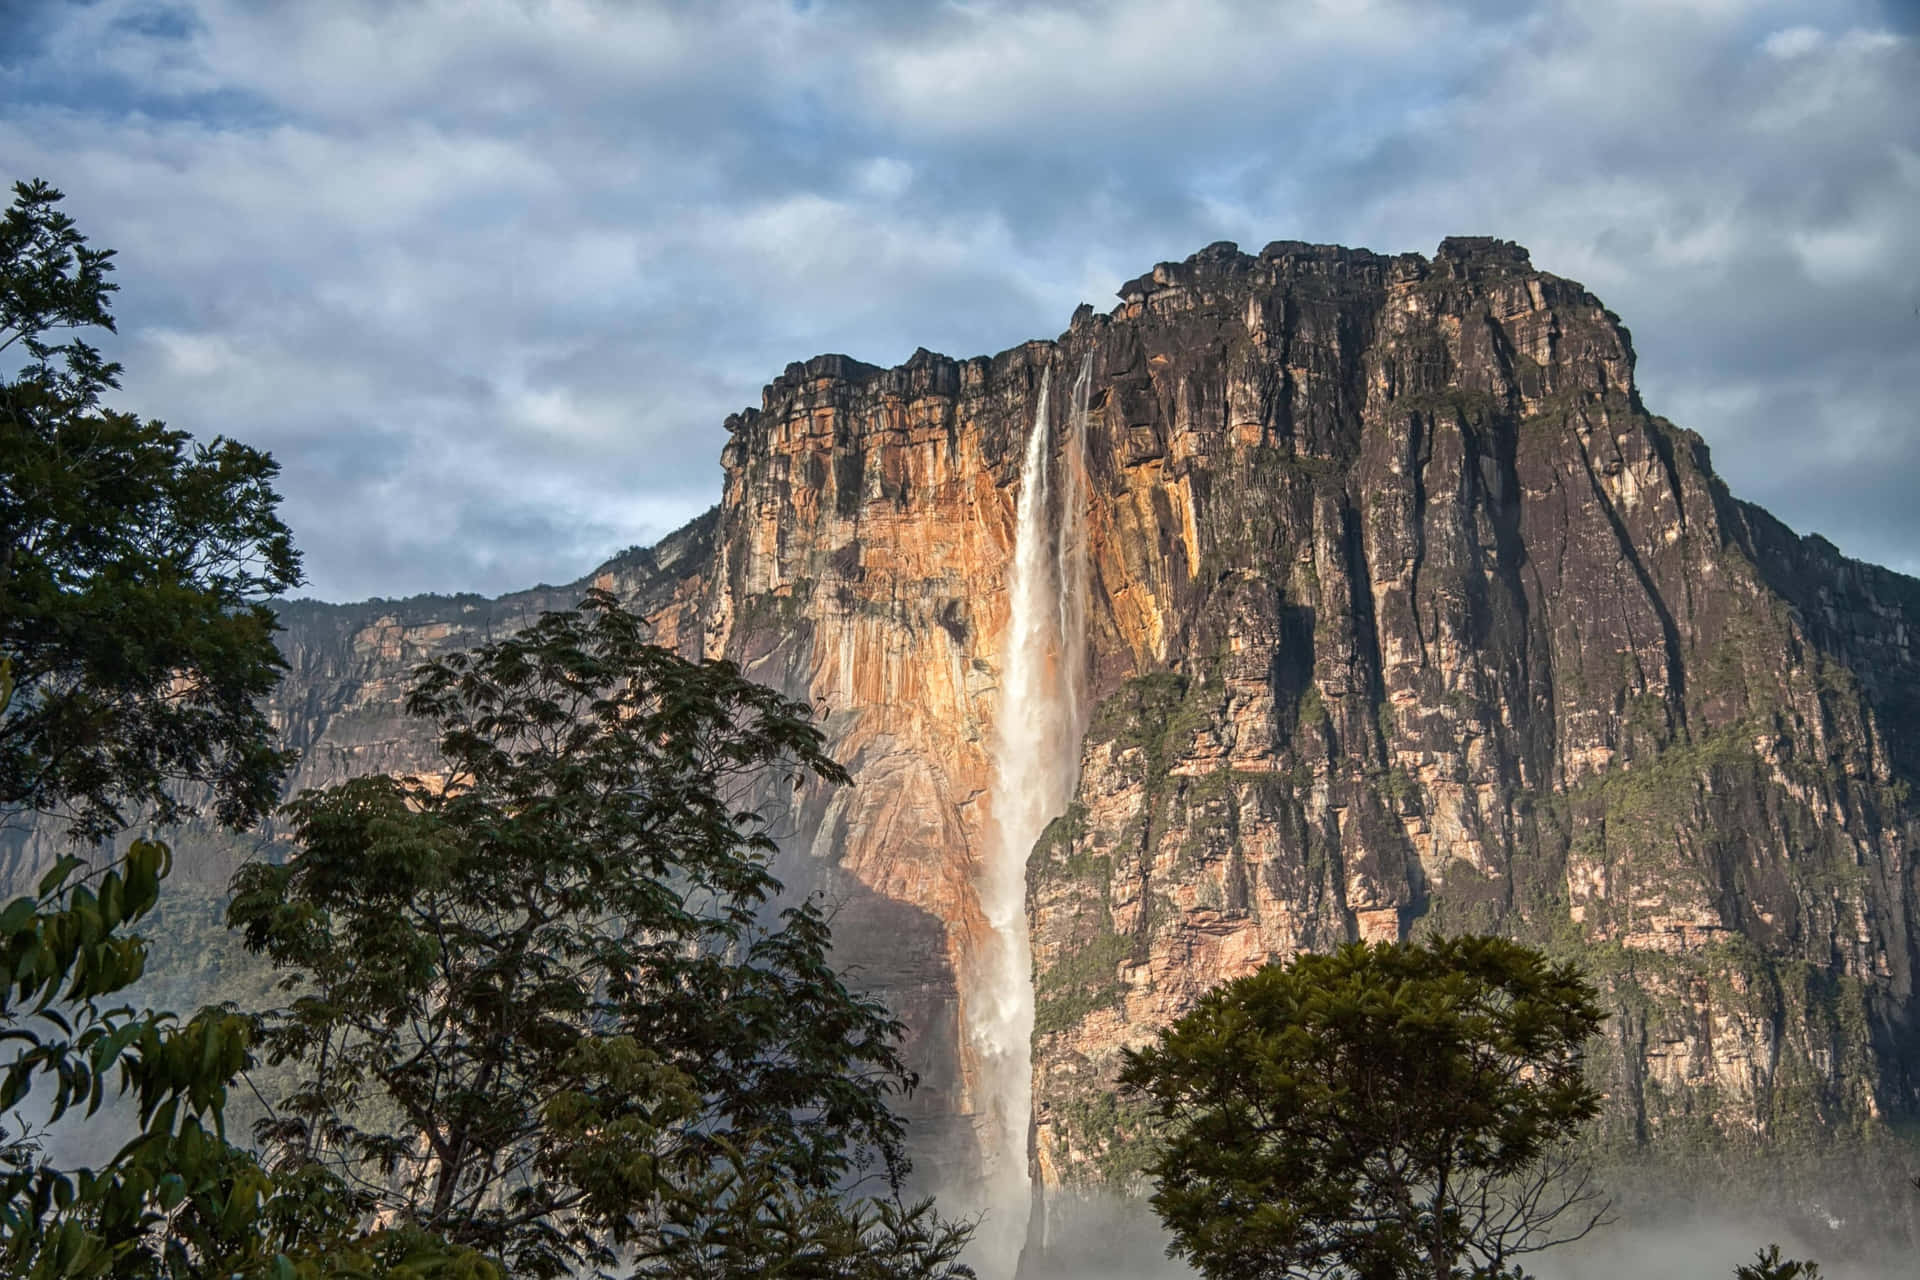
[0,176,490,1279]
[231,590,969,1279]
[0,836,501,1279]
[1120,935,1608,1280]
[1735,1245,1822,1280]
[0,177,300,841]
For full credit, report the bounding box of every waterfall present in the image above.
[969,354,1093,1277]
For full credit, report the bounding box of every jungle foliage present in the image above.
[230,591,972,1279]
[1121,935,1610,1280]
[0,179,489,1277]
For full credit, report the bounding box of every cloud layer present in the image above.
[2,0,1914,599]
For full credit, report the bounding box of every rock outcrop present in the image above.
[700,238,1920,1223]
[40,235,1920,1246]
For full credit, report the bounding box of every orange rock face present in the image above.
[683,238,1920,1230]
[691,346,1050,1188]
[67,236,1919,1253]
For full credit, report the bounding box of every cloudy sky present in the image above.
[2,0,1915,601]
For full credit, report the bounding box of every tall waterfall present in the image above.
[969,355,1093,1276]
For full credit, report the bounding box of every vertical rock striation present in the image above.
[690,237,1920,1243]
[59,236,1920,1259]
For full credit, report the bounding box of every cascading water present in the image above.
[969,355,1093,1277]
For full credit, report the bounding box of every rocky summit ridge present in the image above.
[23,234,1920,1248]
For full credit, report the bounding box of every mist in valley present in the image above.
[1006,1185,1918,1280]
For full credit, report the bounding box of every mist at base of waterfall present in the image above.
[1009,1181,1916,1280]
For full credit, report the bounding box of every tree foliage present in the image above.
[0,176,488,1278]
[231,591,962,1278]
[1734,1245,1822,1280]
[632,1142,974,1279]
[0,770,496,1277]
[0,838,249,1278]
[0,177,300,841]
[1120,936,1609,1280]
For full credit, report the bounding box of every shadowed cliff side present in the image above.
[37,235,1920,1256]
[695,236,1920,1251]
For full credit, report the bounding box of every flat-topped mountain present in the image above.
[32,235,1919,1253]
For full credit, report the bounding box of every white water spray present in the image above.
[969,355,1093,1277]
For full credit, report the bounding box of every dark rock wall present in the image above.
[33,236,1917,1237]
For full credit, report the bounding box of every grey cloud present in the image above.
[1189,1,1920,570]
[1,0,1913,598]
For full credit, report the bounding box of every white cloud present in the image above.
[1764,24,1826,57]
[2,0,1914,598]
[854,157,914,201]
[850,0,1477,145]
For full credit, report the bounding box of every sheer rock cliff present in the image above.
[41,236,1920,1239]
[700,238,1920,1221]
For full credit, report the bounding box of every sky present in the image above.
[1,0,1915,602]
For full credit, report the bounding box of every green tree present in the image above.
[231,591,969,1279]
[0,836,498,1278]
[0,177,489,1278]
[1734,1245,1821,1280]
[633,1142,974,1279]
[1120,936,1609,1280]
[1,177,300,841]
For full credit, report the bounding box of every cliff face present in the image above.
[50,236,1920,1234]
[703,238,1920,1205]
[265,511,715,806]
[1008,242,1920,1205]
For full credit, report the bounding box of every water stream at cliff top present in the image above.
[970,354,1092,1277]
